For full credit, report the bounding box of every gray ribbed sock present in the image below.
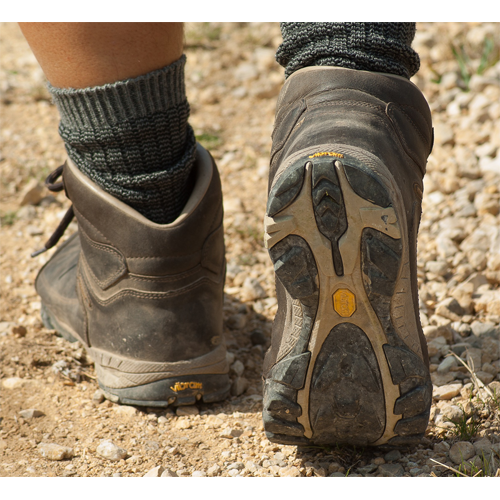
[49,55,196,224]
[277,22,420,79]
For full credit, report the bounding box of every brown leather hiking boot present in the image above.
[35,144,230,406]
[263,66,434,446]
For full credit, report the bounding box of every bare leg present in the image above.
[18,22,183,88]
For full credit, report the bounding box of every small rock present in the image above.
[12,325,27,337]
[220,427,243,439]
[26,225,43,236]
[144,466,165,477]
[2,377,26,389]
[96,440,127,461]
[113,406,138,418]
[460,382,474,398]
[437,356,457,374]
[250,329,267,346]
[92,389,105,403]
[449,441,475,465]
[20,179,44,206]
[426,260,448,276]
[435,297,464,321]
[433,383,462,400]
[230,377,248,397]
[371,457,386,465]
[378,463,404,477]
[431,372,456,386]
[464,347,483,371]
[279,466,301,477]
[227,462,244,471]
[357,464,378,474]
[439,404,464,424]
[176,406,199,417]
[207,464,220,476]
[476,371,494,385]
[38,442,74,461]
[19,409,44,419]
[384,450,402,462]
[175,418,191,430]
[433,441,450,453]
[205,415,224,428]
[423,325,453,342]
[245,461,259,473]
[328,462,342,474]
[330,472,345,477]
[242,277,267,300]
[471,321,498,338]
[473,437,492,455]
[488,380,500,394]
[192,471,206,477]
[230,360,245,377]
[160,469,178,477]
[227,313,247,331]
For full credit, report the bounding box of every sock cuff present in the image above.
[48,54,188,129]
[277,22,419,80]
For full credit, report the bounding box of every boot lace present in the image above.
[31,164,75,257]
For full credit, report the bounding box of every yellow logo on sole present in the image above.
[170,381,203,392]
[308,152,344,159]
[333,289,356,317]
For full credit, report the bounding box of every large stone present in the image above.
[449,442,475,465]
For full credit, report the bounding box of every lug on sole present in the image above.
[264,149,431,447]
[41,304,231,407]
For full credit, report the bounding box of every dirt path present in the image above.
[1,22,499,478]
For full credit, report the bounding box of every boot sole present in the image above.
[263,146,431,446]
[41,303,231,407]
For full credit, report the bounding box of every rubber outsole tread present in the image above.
[264,151,431,447]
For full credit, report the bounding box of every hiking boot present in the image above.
[35,144,230,406]
[263,66,434,446]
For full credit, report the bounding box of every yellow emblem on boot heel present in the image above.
[170,381,203,392]
[333,289,356,317]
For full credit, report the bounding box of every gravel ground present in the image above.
[1,22,499,478]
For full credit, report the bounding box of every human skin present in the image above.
[19,22,184,88]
